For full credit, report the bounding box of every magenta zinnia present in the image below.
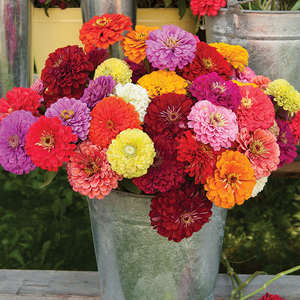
[149,182,213,242]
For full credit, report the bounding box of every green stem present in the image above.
[144,57,151,74]
[109,45,113,58]
[239,265,300,300]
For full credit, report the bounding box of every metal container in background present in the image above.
[205,9,300,92]
[0,0,32,98]
[88,190,227,300]
[80,0,136,58]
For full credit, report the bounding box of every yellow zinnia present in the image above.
[137,70,187,98]
[94,58,132,85]
[204,150,256,209]
[107,128,155,179]
[210,42,248,72]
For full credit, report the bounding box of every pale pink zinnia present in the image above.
[236,127,280,179]
[188,100,239,151]
[66,140,123,200]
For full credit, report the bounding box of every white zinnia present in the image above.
[250,176,268,198]
[114,83,151,122]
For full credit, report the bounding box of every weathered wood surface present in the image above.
[0,270,299,300]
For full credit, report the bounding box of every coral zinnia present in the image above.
[66,140,123,200]
[144,93,194,139]
[236,127,280,179]
[258,293,285,300]
[177,42,232,82]
[88,96,142,149]
[145,24,197,71]
[235,85,275,132]
[266,79,300,115]
[250,75,272,90]
[149,182,213,242]
[210,42,248,72]
[121,25,159,64]
[132,136,185,194]
[0,87,41,123]
[188,100,239,151]
[79,13,132,52]
[41,45,94,99]
[204,150,256,209]
[176,130,220,184]
[191,0,227,17]
[0,111,37,175]
[79,75,116,109]
[275,118,297,168]
[94,58,132,85]
[137,70,187,98]
[189,72,242,110]
[25,116,77,172]
[45,97,91,141]
[106,128,155,179]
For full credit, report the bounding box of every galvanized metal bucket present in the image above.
[88,190,227,300]
[0,0,32,98]
[80,0,136,59]
[205,9,300,92]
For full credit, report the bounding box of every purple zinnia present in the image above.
[86,48,109,70]
[79,75,116,109]
[45,97,91,141]
[190,72,242,110]
[0,110,37,175]
[276,118,297,168]
[145,25,197,71]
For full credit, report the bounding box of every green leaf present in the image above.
[9,249,25,266]
[163,0,173,7]
[40,240,51,263]
[40,170,58,188]
[241,2,263,10]
[177,0,187,19]
[119,178,142,194]
[291,0,300,10]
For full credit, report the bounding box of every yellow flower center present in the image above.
[164,37,178,49]
[250,140,266,157]
[94,17,111,27]
[8,134,20,149]
[35,131,55,152]
[180,211,196,226]
[53,58,63,68]
[241,96,252,108]
[135,32,147,42]
[202,58,214,70]
[124,145,136,156]
[213,82,226,94]
[106,119,114,129]
[161,107,182,123]
[225,173,240,188]
[209,112,226,127]
[60,109,74,121]
[84,160,100,176]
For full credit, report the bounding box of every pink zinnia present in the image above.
[236,127,280,179]
[191,0,227,17]
[66,140,123,200]
[235,85,275,132]
[231,66,256,84]
[188,100,239,151]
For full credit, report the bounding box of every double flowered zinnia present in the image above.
[89,96,141,149]
[121,25,159,64]
[204,150,256,209]
[149,182,213,242]
[106,128,155,179]
[66,140,123,200]
[191,0,227,17]
[25,116,77,172]
[79,13,132,52]
[145,24,197,71]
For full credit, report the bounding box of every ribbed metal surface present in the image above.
[0,0,32,98]
[205,9,300,92]
[88,190,227,300]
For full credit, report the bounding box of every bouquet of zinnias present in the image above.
[1,13,300,243]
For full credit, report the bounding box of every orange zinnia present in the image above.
[204,150,256,209]
[79,13,132,52]
[121,25,159,64]
[88,96,142,149]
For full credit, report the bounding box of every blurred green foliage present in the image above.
[0,166,299,274]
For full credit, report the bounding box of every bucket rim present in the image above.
[218,8,300,14]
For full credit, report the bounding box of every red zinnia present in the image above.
[176,130,221,184]
[144,93,195,139]
[88,96,142,149]
[25,116,77,172]
[191,0,227,17]
[0,87,41,123]
[177,42,232,82]
[289,110,300,144]
[259,293,285,300]
[149,182,213,242]
[41,45,94,100]
[79,13,132,53]
[132,136,185,194]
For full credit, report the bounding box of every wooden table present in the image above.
[0,269,299,300]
